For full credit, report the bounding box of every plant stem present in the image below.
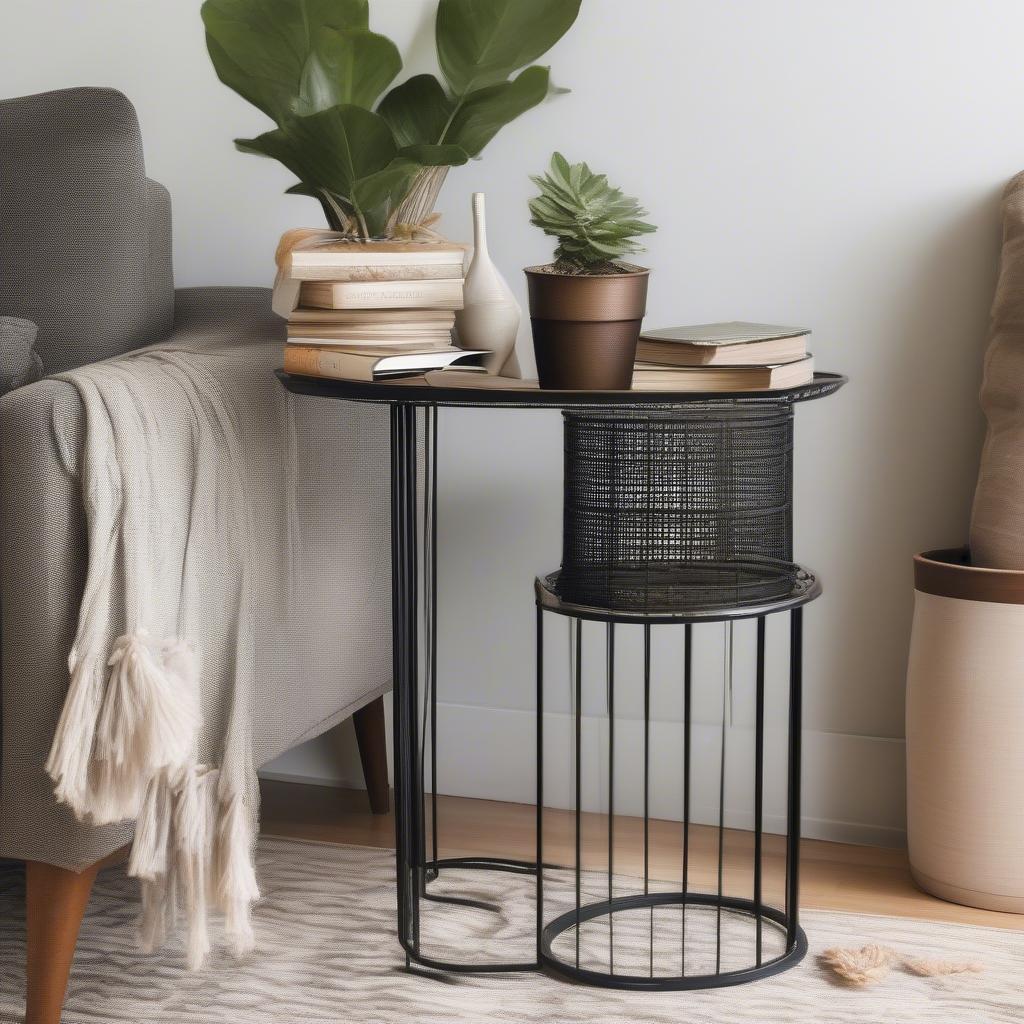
[392,166,449,232]
[437,97,464,146]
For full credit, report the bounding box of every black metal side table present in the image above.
[278,370,845,990]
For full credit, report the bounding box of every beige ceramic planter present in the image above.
[906,548,1024,913]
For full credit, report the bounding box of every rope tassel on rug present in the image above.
[820,944,984,986]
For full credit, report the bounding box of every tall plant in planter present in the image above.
[526,152,656,389]
[202,0,581,238]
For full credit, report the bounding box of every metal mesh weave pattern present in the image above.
[556,406,795,611]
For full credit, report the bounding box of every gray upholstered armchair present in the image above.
[0,87,392,1023]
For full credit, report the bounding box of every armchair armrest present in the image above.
[0,316,43,393]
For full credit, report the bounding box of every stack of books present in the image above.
[631,322,815,391]
[278,238,487,381]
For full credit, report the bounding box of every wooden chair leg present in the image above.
[352,695,390,815]
[24,859,100,1024]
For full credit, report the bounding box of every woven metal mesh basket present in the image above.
[554,406,796,612]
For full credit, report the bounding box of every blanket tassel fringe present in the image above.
[47,629,258,970]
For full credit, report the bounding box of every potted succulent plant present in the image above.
[201,0,581,239]
[526,153,656,389]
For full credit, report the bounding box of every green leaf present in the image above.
[436,0,581,95]
[281,105,398,196]
[235,128,306,177]
[297,28,402,113]
[377,74,454,148]
[238,104,397,198]
[444,65,550,157]
[202,0,399,122]
[550,152,574,190]
[398,144,469,167]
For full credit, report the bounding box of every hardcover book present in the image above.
[285,335,454,350]
[286,321,454,339]
[636,334,807,367]
[630,355,815,392]
[640,321,810,345]
[299,278,465,311]
[288,239,466,282]
[288,238,465,279]
[286,307,456,325]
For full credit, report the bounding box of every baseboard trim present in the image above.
[259,701,907,849]
[260,769,369,791]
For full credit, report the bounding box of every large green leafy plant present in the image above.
[529,152,656,274]
[202,0,581,238]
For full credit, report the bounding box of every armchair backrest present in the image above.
[0,87,174,374]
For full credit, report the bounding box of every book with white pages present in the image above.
[300,277,464,311]
[284,345,488,381]
[635,333,807,367]
[287,322,455,338]
[288,239,465,281]
[286,335,455,351]
[631,355,815,392]
[287,307,456,325]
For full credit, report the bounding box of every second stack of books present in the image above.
[280,238,487,381]
[631,321,815,392]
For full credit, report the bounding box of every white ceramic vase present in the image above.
[455,192,521,376]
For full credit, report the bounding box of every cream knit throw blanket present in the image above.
[45,350,260,970]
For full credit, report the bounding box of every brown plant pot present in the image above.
[525,266,650,390]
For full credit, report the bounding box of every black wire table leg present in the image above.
[643,624,652,978]
[681,622,692,974]
[392,404,539,976]
[391,403,420,960]
[606,622,615,975]
[536,603,545,962]
[754,615,766,966]
[428,405,439,882]
[786,607,804,951]
[574,617,583,971]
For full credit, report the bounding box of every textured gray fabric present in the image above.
[0,87,174,374]
[143,179,175,342]
[0,318,42,392]
[0,287,391,869]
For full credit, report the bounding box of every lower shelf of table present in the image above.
[536,560,821,623]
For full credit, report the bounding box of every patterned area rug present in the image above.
[0,837,1021,1023]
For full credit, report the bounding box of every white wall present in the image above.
[5,0,1014,845]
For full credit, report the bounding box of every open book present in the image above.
[284,347,488,382]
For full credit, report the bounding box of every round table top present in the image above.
[277,370,847,409]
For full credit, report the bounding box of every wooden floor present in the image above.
[260,779,1024,931]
